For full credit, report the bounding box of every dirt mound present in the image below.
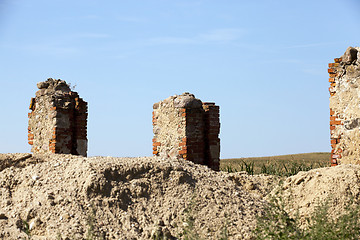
[274,164,360,223]
[0,153,41,171]
[0,154,278,240]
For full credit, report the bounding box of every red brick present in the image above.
[329,73,338,78]
[334,58,342,63]
[329,78,335,82]
[153,142,161,147]
[334,120,342,125]
[179,150,187,155]
[330,109,335,116]
[328,68,336,73]
[330,125,335,130]
[328,63,340,68]
[330,120,342,125]
[152,138,157,142]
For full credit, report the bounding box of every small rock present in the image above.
[29,221,35,230]
[0,213,8,220]
[153,102,159,109]
[32,175,40,181]
[157,219,165,226]
[245,182,255,190]
[342,46,358,63]
[47,192,55,200]
[37,81,49,89]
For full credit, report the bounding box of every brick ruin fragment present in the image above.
[28,78,88,156]
[152,93,220,170]
[329,46,360,165]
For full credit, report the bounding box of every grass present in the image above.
[178,195,202,240]
[21,220,31,240]
[174,194,229,240]
[24,152,336,239]
[221,152,331,176]
[254,189,360,239]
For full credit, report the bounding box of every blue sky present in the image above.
[1,0,359,158]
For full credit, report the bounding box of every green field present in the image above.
[220,152,331,176]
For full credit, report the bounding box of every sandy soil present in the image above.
[273,164,360,225]
[1,153,358,239]
[0,154,278,240]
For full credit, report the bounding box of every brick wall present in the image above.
[152,93,220,170]
[28,78,88,156]
[203,103,220,170]
[329,47,360,165]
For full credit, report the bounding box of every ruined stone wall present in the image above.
[329,47,360,165]
[152,93,220,170]
[28,78,88,156]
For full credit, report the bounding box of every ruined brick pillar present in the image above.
[152,93,220,170]
[329,47,360,165]
[28,78,88,156]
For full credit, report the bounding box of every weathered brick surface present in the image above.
[28,78,88,156]
[203,103,220,171]
[329,47,360,165]
[153,93,220,170]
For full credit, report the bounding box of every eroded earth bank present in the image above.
[1,154,359,239]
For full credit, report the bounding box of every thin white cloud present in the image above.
[115,16,147,23]
[75,33,111,39]
[81,15,101,20]
[20,43,80,57]
[147,36,196,45]
[284,42,338,49]
[198,28,244,42]
[303,68,324,76]
[146,28,245,45]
